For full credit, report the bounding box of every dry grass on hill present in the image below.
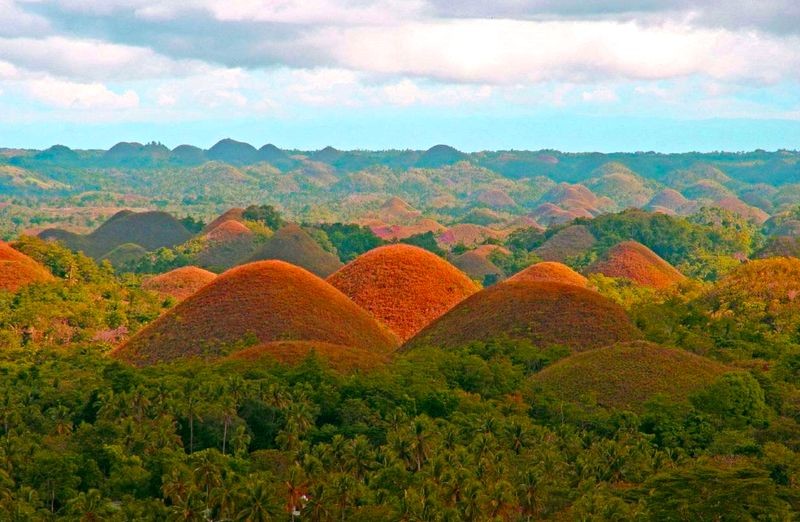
[249,224,343,277]
[507,261,588,287]
[225,340,390,373]
[328,244,479,342]
[142,266,217,301]
[404,280,640,352]
[531,341,730,411]
[586,241,685,289]
[535,225,597,262]
[113,260,399,366]
[0,242,54,292]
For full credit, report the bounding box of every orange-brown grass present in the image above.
[451,250,504,281]
[378,196,421,224]
[508,261,588,287]
[142,266,217,301]
[113,260,398,366]
[437,224,504,247]
[715,197,770,224]
[403,281,640,352]
[647,188,689,211]
[586,241,685,289]
[535,225,597,262]
[204,219,253,242]
[328,244,480,342]
[203,207,246,233]
[225,340,390,373]
[531,341,730,411]
[532,203,589,226]
[476,188,516,208]
[249,223,343,277]
[0,242,54,292]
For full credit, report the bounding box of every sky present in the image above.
[0,0,799,152]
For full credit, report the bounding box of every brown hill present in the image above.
[100,243,148,268]
[248,224,343,277]
[586,241,685,289]
[531,341,730,411]
[451,250,505,282]
[378,196,421,224]
[476,188,517,208]
[203,207,246,233]
[142,266,217,301]
[0,242,54,292]
[531,203,590,226]
[40,210,192,258]
[204,220,253,242]
[328,245,479,342]
[683,179,734,201]
[715,197,770,224]
[225,340,389,373]
[113,260,399,366]
[646,189,689,212]
[437,224,504,247]
[370,219,445,241]
[508,261,588,287]
[403,281,640,352]
[535,225,597,262]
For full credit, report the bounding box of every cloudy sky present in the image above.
[1,0,799,151]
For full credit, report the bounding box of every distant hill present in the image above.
[248,224,343,277]
[416,145,467,168]
[586,241,685,289]
[207,138,259,165]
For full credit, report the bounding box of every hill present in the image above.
[170,144,206,165]
[586,241,685,289]
[646,189,690,213]
[507,261,588,287]
[476,188,517,209]
[451,249,505,282]
[195,221,260,271]
[586,164,655,209]
[437,224,504,248]
[207,138,259,165]
[531,341,730,411]
[403,281,640,352]
[39,211,192,259]
[142,266,217,301]
[248,224,343,277]
[0,242,54,292]
[535,225,597,262]
[100,243,148,268]
[416,144,467,168]
[113,260,399,366]
[203,208,246,234]
[327,244,480,342]
[225,340,389,373]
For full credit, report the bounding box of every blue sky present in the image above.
[0,1,799,152]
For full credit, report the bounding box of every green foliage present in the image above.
[242,205,285,230]
[691,373,770,428]
[399,231,445,257]
[316,223,385,263]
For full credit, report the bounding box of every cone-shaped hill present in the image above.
[40,210,192,259]
[531,341,730,411]
[195,221,259,271]
[327,245,480,342]
[225,340,390,373]
[403,281,640,352]
[451,250,505,282]
[203,208,246,234]
[586,241,685,289]
[248,224,343,277]
[508,262,588,287]
[535,225,597,262]
[416,144,467,168]
[100,243,148,268]
[0,242,54,292]
[113,260,399,366]
[142,266,217,301]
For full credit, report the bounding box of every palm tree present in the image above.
[236,480,276,521]
[49,404,73,436]
[183,380,202,454]
[65,489,113,521]
[220,396,238,456]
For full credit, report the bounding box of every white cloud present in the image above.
[312,19,800,85]
[582,87,618,103]
[26,77,139,109]
[0,35,203,81]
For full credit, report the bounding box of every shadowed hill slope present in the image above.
[113,260,398,366]
[531,341,730,411]
[328,244,480,342]
[403,281,639,352]
[248,224,343,277]
[535,225,597,262]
